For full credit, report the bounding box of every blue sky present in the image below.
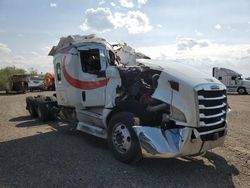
[0,0,250,76]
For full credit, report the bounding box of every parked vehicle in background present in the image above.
[28,76,44,91]
[43,72,55,90]
[213,67,250,94]
[6,74,29,94]
[26,35,229,163]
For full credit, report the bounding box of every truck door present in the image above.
[77,47,108,107]
[227,76,237,92]
[54,56,68,105]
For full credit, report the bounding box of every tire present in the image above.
[238,87,246,95]
[37,103,50,122]
[26,96,38,117]
[36,98,51,122]
[108,112,142,163]
[28,104,37,117]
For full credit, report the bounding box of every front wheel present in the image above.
[108,112,142,163]
[238,87,247,95]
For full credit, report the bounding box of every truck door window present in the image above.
[56,63,61,81]
[80,49,101,73]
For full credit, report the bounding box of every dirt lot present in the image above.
[0,92,249,188]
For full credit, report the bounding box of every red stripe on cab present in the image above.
[62,56,109,90]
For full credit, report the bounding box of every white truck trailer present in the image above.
[213,67,250,94]
[26,35,229,163]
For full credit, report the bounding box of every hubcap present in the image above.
[112,123,131,154]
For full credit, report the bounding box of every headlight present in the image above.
[171,106,186,122]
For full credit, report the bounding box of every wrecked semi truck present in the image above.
[26,35,229,163]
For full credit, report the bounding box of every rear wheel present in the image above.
[108,112,142,163]
[37,102,50,122]
[26,96,38,117]
[28,102,38,117]
[238,87,246,95]
[36,97,54,122]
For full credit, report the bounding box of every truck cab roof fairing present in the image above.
[48,34,111,57]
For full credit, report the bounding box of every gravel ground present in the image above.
[0,91,249,188]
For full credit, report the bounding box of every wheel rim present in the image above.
[239,88,244,94]
[112,123,132,154]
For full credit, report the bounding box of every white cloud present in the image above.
[80,8,114,32]
[98,0,105,5]
[137,40,250,77]
[13,56,25,61]
[110,2,116,7]
[157,24,163,28]
[248,21,250,24]
[176,38,209,51]
[31,51,41,57]
[80,8,152,34]
[119,0,147,8]
[0,43,11,54]
[50,3,57,8]
[215,24,222,30]
[0,51,53,74]
[41,46,51,52]
[194,30,204,37]
[0,44,53,73]
[137,0,147,8]
[120,11,152,33]
[120,0,134,8]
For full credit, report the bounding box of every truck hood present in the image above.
[137,59,226,128]
[138,59,221,87]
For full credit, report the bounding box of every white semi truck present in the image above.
[26,35,229,163]
[213,67,250,94]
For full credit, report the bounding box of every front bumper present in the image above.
[133,125,227,158]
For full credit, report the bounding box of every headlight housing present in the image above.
[171,106,186,122]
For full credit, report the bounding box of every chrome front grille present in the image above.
[197,88,227,130]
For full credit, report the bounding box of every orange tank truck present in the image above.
[44,72,55,90]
